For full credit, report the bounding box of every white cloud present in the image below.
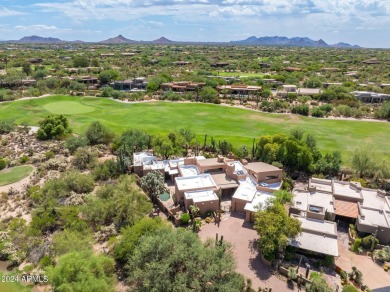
[14,24,70,31]
[0,7,25,17]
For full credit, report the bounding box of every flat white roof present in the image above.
[289,231,338,257]
[293,190,335,213]
[169,158,184,169]
[360,208,390,228]
[244,191,275,212]
[228,161,248,175]
[232,177,257,202]
[179,165,200,177]
[295,216,337,235]
[133,152,155,166]
[143,160,165,170]
[310,178,333,193]
[175,174,216,191]
[333,181,362,199]
[185,189,218,203]
[361,189,390,210]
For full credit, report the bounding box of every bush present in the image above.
[36,115,71,140]
[205,217,211,224]
[85,121,114,145]
[340,270,348,281]
[181,213,190,225]
[0,157,6,170]
[291,104,309,116]
[72,147,97,170]
[352,238,361,253]
[64,135,89,154]
[92,160,119,181]
[361,235,379,250]
[374,246,390,262]
[0,119,16,134]
[19,155,29,164]
[39,255,53,268]
[343,285,359,292]
[311,107,325,118]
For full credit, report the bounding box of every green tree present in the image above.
[126,228,246,291]
[140,170,167,203]
[22,62,32,76]
[113,129,150,152]
[199,86,218,103]
[99,70,119,85]
[352,146,377,178]
[85,121,114,145]
[72,56,89,68]
[306,272,333,292]
[114,217,170,265]
[52,229,93,256]
[47,251,115,292]
[273,190,293,204]
[254,202,301,260]
[36,115,71,140]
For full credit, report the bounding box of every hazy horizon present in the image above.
[1,1,390,48]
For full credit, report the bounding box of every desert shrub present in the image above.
[45,151,55,160]
[19,155,29,164]
[0,157,6,170]
[343,285,359,292]
[181,213,190,225]
[374,246,390,262]
[361,235,379,250]
[52,229,93,256]
[72,147,97,170]
[205,217,211,223]
[64,135,89,154]
[92,160,119,181]
[291,104,309,116]
[352,238,361,253]
[0,119,16,134]
[85,121,114,145]
[340,270,348,281]
[311,107,325,117]
[39,255,53,268]
[36,115,71,140]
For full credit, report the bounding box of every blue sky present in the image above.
[1,0,390,47]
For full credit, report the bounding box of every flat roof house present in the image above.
[184,189,219,216]
[289,215,339,257]
[174,174,218,204]
[133,152,165,177]
[350,91,390,103]
[293,177,390,244]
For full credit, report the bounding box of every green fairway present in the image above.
[1,95,389,165]
[0,166,33,186]
[43,101,95,114]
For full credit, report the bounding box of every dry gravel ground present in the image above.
[198,213,296,291]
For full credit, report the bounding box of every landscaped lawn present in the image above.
[0,95,389,165]
[0,166,34,186]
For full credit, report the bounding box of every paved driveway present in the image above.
[336,227,390,290]
[198,213,296,291]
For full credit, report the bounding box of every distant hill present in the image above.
[17,35,63,43]
[231,36,359,48]
[0,34,360,48]
[99,35,137,44]
[152,37,173,44]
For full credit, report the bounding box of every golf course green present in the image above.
[0,166,34,186]
[0,95,389,165]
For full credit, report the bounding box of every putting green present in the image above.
[43,101,95,114]
[0,165,33,186]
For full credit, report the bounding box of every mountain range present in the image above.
[231,36,360,48]
[0,35,360,48]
